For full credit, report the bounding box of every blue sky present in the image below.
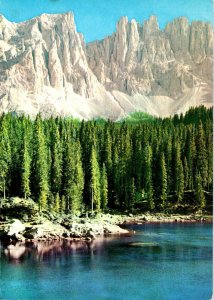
[0,0,213,42]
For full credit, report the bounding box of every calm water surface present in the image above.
[0,223,212,300]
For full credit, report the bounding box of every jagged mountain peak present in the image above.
[0,12,212,120]
[143,15,160,35]
[34,11,75,26]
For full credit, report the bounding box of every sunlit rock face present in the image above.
[87,16,213,99]
[0,13,212,119]
[0,13,98,95]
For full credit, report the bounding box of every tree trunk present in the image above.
[3,179,5,200]
[91,188,94,214]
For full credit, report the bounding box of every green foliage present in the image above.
[64,140,84,214]
[196,121,208,188]
[174,141,184,202]
[159,153,167,210]
[32,116,49,210]
[90,147,101,212]
[54,193,60,214]
[100,163,108,210]
[21,136,31,199]
[0,106,212,214]
[142,145,154,210]
[51,124,62,196]
[129,178,136,212]
[0,116,11,198]
[195,172,206,209]
[121,111,155,124]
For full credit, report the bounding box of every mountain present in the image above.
[0,12,212,119]
[87,16,213,117]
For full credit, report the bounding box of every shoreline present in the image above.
[116,213,213,225]
[0,213,212,245]
[0,213,212,261]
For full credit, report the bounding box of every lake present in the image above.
[0,223,212,300]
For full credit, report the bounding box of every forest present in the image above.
[0,106,212,215]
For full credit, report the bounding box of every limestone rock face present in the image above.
[87,15,213,101]
[0,12,99,97]
[0,13,212,119]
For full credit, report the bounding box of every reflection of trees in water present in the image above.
[2,238,211,265]
[2,237,117,263]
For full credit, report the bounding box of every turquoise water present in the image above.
[0,223,212,300]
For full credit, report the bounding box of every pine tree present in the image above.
[32,116,49,211]
[196,121,208,188]
[61,195,66,214]
[100,163,108,210]
[119,126,132,207]
[195,172,205,209]
[174,141,184,203]
[206,130,213,190]
[9,116,23,196]
[186,128,196,190]
[51,124,62,196]
[165,136,172,193]
[159,153,167,210]
[129,177,136,212]
[21,134,31,199]
[0,117,11,199]
[90,147,101,212]
[64,141,84,214]
[133,137,143,191]
[74,141,84,212]
[54,193,60,214]
[103,126,112,173]
[112,141,120,207]
[142,144,154,211]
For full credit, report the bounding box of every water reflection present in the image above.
[0,224,212,300]
[1,223,212,264]
[1,234,211,265]
[1,237,125,263]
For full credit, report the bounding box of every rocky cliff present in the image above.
[0,12,212,119]
[87,16,213,116]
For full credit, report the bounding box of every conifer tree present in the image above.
[207,133,213,190]
[183,157,189,190]
[159,153,167,210]
[195,172,205,209]
[0,117,11,199]
[186,129,196,190]
[133,137,143,191]
[51,125,62,196]
[196,121,208,188]
[61,195,66,214]
[64,141,84,214]
[100,163,108,210]
[21,134,31,199]
[32,116,49,210]
[112,141,120,207]
[54,193,60,214]
[177,164,184,203]
[103,126,112,173]
[129,177,136,212]
[142,144,154,210]
[174,141,184,202]
[165,136,172,193]
[90,147,101,212]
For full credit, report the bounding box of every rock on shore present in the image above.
[0,215,130,243]
[0,198,211,243]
